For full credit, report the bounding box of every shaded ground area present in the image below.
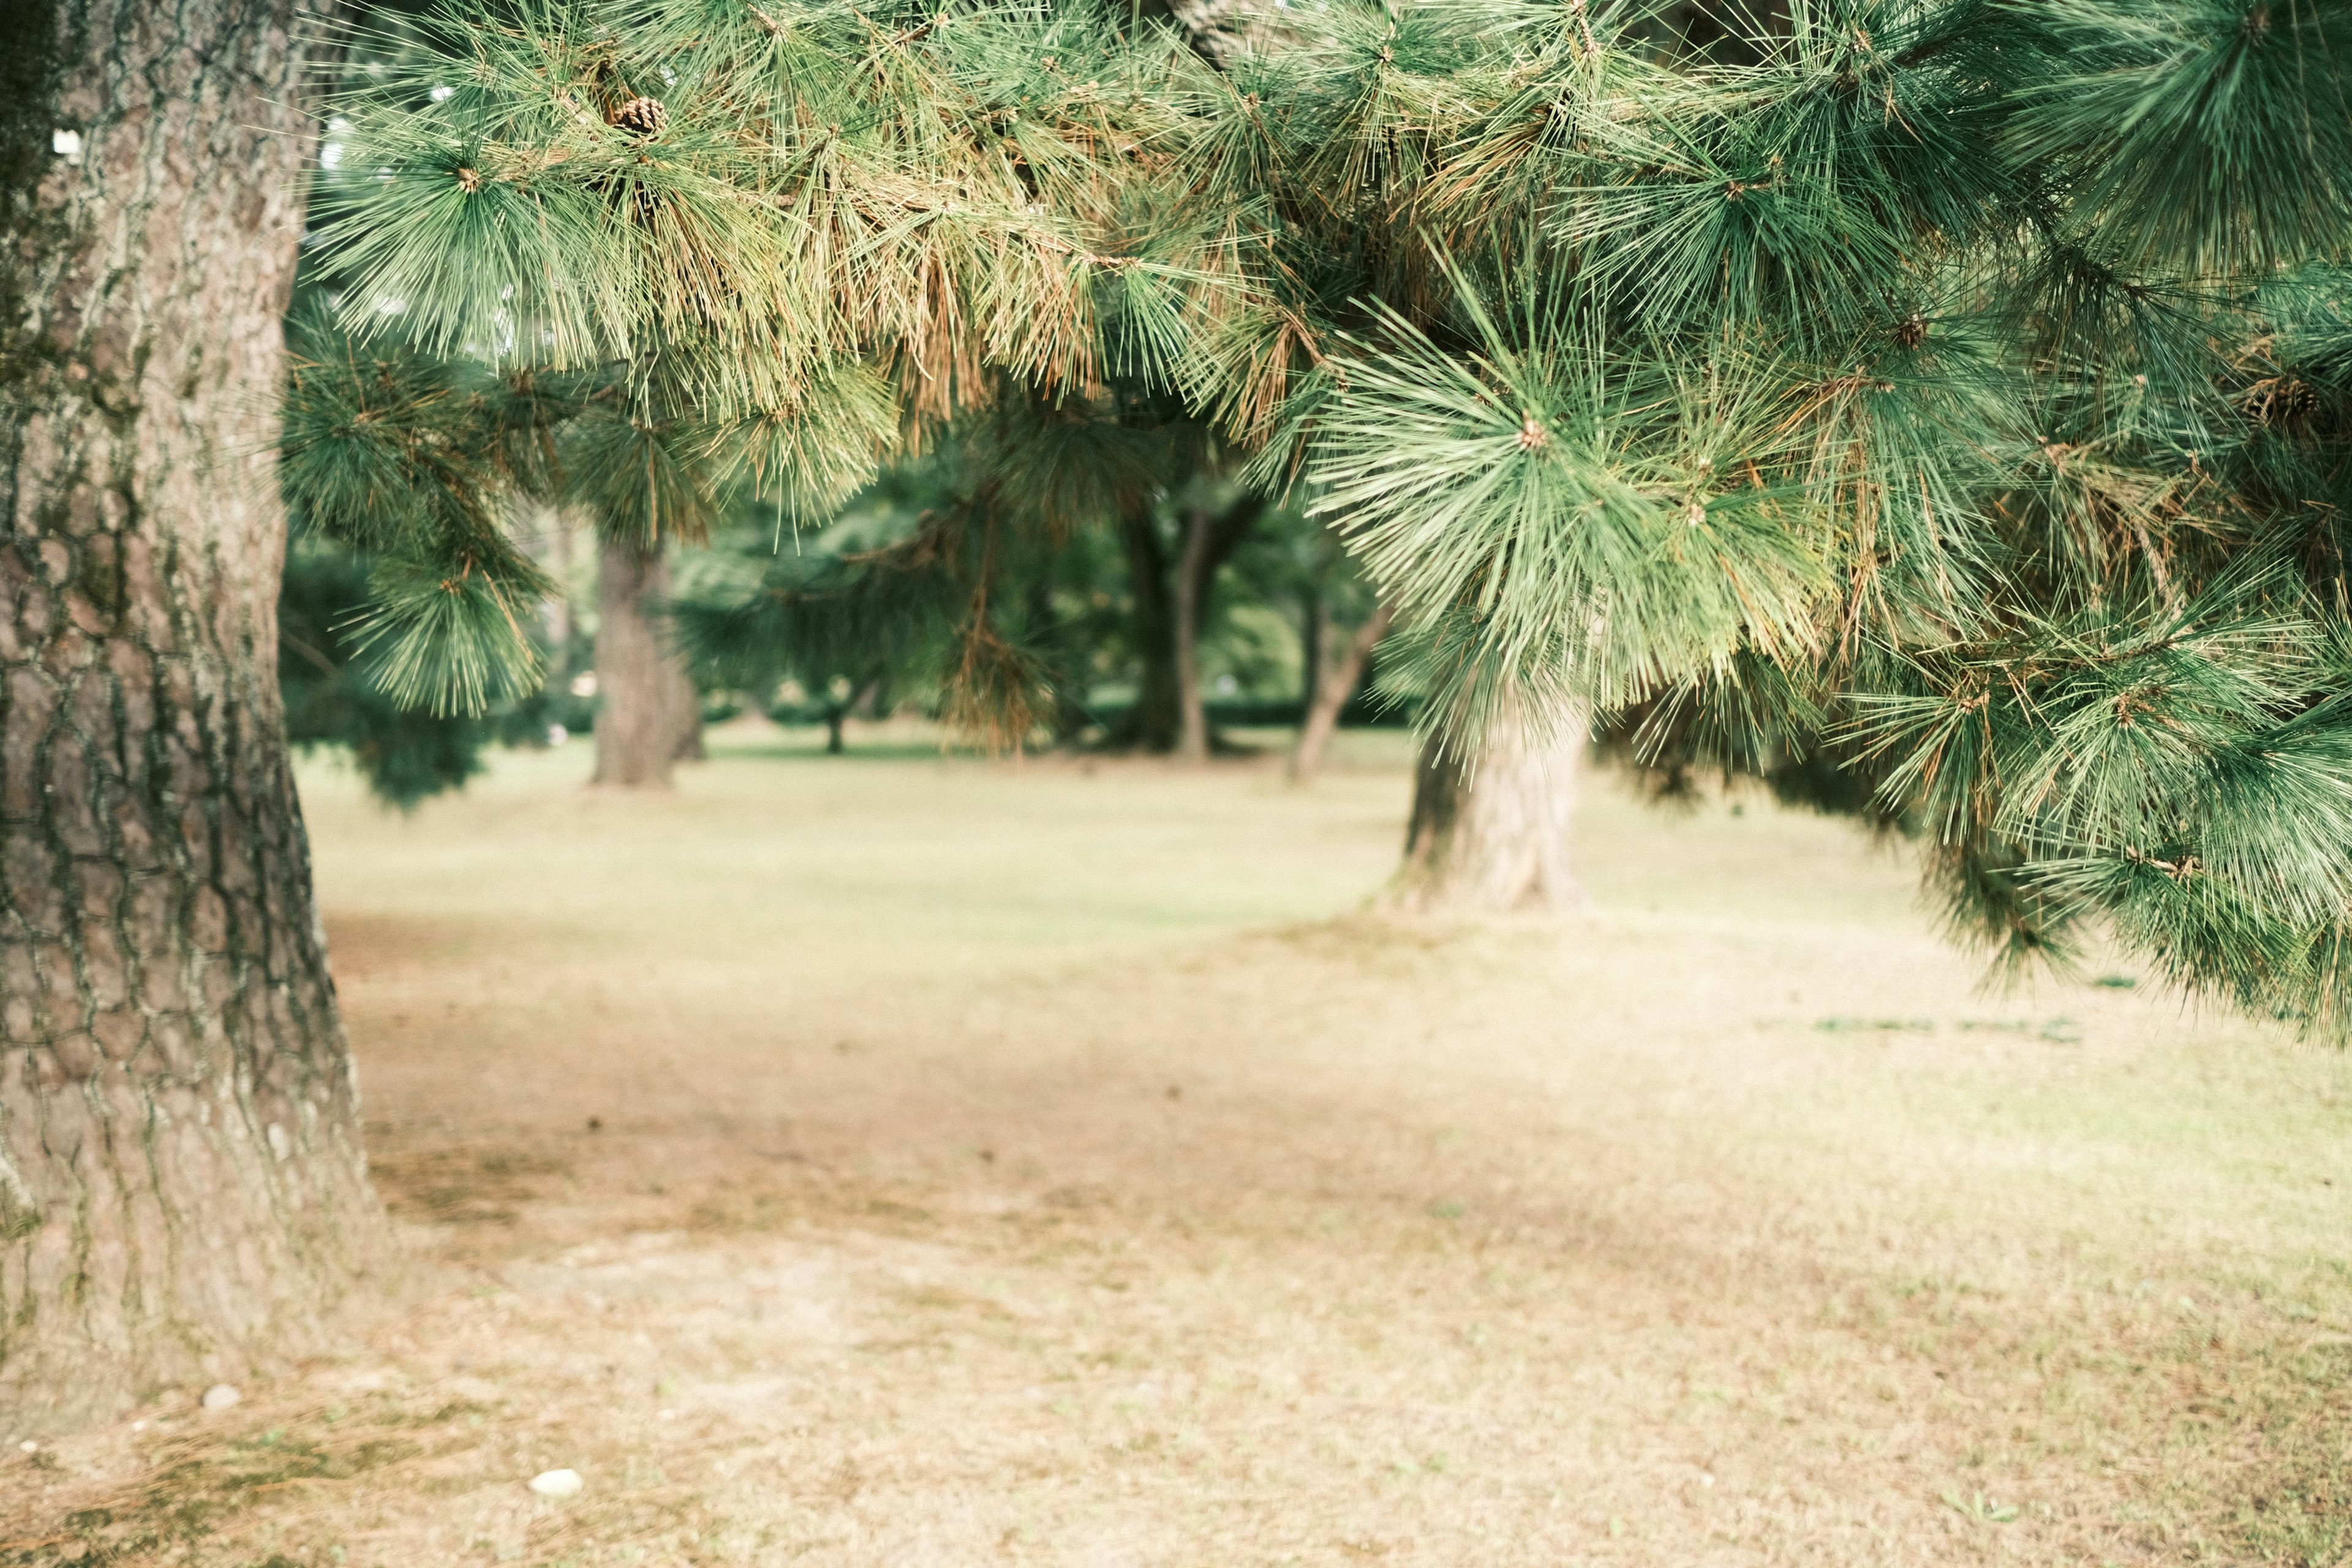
[8,722,2352,1566]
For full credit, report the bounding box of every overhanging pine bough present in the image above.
[293,0,1230,728]
[1286,0,2352,1029]
[315,0,2352,1030]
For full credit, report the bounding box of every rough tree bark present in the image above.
[1,0,389,1430]
[1381,693,1588,914]
[590,540,703,788]
[1290,601,1392,781]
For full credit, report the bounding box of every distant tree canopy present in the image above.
[662,398,1355,753]
[290,0,2352,1028]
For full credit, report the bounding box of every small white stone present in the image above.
[132,1421,147,1432]
[52,129,82,161]
[18,1440,36,1453]
[529,1468,584,1499]
[201,1384,242,1411]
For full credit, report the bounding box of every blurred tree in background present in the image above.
[664,397,1368,757]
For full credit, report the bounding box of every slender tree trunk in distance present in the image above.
[1291,602,1393,780]
[1172,506,1213,762]
[1381,693,1588,914]
[1025,575,1090,744]
[591,540,701,787]
[1,0,390,1430]
[1116,503,1182,753]
[1115,493,1263,755]
[1296,586,1324,730]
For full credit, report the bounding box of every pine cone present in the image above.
[612,97,668,137]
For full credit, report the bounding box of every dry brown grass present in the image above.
[7,721,2352,1567]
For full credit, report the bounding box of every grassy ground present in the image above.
[9,719,2352,1567]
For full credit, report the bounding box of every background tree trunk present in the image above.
[1117,494,1263,755]
[1291,602,1392,781]
[674,688,707,762]
[1381,694,1588,914]
[1116,505,1182,753]
[591,540,701,788]
[1295,586,1324,731]
[1172,507,1213,762]
[1,0,388,1430]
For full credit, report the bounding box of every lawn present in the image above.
[8,721,2351,1567]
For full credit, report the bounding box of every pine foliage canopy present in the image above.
[295,0,2352,1030]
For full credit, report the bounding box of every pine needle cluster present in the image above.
[1256,0,2352,1026]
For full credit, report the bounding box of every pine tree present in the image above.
[290,0,1243,745]
[7,0,2337,1439]
[1284,0,2352,1017]
[314,0,2352,1028]
[2,0,388,1428]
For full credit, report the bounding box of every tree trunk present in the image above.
[1117,504,1182,753]
[1291,602,1393,781]
[674,695,707,762]
[1381,693,1588,914]
[1,0,388,1430]
[1296,589,1324,730]
[1117,493,1263,755]
[590,540,701,787]
[1172,507,1213,762]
